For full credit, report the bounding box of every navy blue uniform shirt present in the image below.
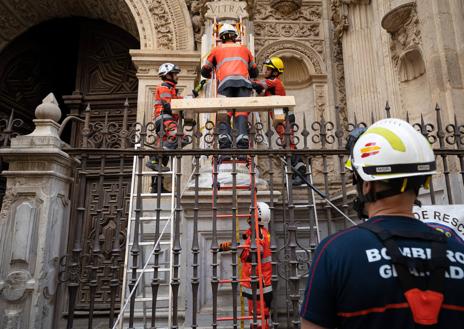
[300,216,464,329]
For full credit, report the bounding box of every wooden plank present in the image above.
[170,96,295,113]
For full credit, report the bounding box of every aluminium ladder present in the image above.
[119,150,176,329]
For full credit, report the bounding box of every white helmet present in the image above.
[256,202,270,225]
[350,118,436,182]
[219,23,238,39]
[158,63,181,77]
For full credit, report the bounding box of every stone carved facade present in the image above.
[381,3,426,83]
[330,0,348,118]
[148,0,175,49]
[0,0,195,51]
[253,0,323,56]
[383,4,422,68]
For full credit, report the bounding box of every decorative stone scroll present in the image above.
[382,3,425,81]
[253,0,323,57]
[382,3,422,66]
[330,0,348,118]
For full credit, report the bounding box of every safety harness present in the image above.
[358,221,448,327]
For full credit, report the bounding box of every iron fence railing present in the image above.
[1,101,459,329]
[0,109,25,206]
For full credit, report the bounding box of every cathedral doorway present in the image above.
[0,17,139,142]
[0,17,140,324]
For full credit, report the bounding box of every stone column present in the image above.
[340,0,401,120]
[0,94,74,329]
[416,0,464,122]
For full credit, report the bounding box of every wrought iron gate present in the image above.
[54,103,464,329]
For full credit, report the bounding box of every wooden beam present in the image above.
[170,96,295,113]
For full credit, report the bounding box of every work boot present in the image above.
[237,134,249,149]
[146,158,170,172]
[292,163,307,186]
[150,176,170,194]
[218,133,232,149]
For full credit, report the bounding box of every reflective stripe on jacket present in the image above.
[240,227,273,290]
[153,81,182,119]
[203,43,255,91]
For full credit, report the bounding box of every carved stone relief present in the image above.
[381,3,425,83]
[383,4,422,68]
[270,0,301,16]
[330,0,347,119]
[256,40,325,76]
[315,84,327,115]
[0,0,195,52]
[253,0,323,60]
[185,0,255,49]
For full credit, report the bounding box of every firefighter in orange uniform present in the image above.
[253,57,307,186]
[219,202,273,329]
[147,62,184,192]
[201,23,259,150]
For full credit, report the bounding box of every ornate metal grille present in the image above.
[56,102,464,329]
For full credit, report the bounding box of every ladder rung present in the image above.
[134,296,169,302]
[137,193,172,197]
[217,214,251,219]
[217,316,254,321]
[219,186,250,190]
[127,268,170,273]
[297,226,318,230]
[141,171,174,175]
[128,241,171,246]
[294,204,315,209]
[130,216,171,221]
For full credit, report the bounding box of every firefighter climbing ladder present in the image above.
[118,148,176,328]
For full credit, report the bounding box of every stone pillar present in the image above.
[340,0,402,120]
[130,50,200,190]
[416,0,464,122]
[0,94,74,329]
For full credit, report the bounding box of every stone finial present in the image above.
[35,93,61,122]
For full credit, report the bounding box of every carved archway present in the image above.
[255,40,327,78]
[0,0,194,52]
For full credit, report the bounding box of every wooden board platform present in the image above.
[171,96,295,113]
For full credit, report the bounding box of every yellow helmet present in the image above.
[264,56,284,73]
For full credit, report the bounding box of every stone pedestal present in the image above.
[0,95,74,329]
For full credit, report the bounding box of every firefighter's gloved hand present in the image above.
[251,82,264,94]
[249,63,259,79]
[200,66,212,79]
[218,241,232,252]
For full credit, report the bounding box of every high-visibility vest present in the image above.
[240,227,273,296]
[153,81,182,119]
[203,43,255,91]
[262,77,286,96]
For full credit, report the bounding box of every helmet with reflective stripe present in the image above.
[350,118,436,182]
[219,23,238,40]
[264,56,284,73]
[158,63,181,77]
